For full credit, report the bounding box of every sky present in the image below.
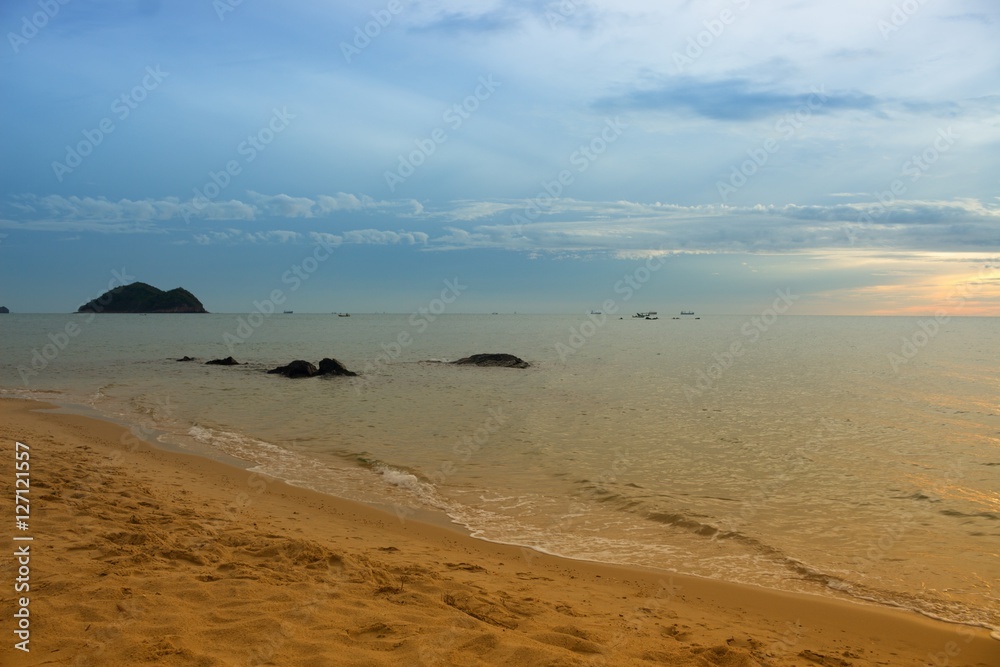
[1,0,998,315]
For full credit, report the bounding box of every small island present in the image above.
[0,306,9,314]
[78,282,208,314]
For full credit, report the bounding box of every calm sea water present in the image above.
[1,313,997,635]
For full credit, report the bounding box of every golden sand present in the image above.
[1,398,996,666]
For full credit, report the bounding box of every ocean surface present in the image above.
[1,313,997,636]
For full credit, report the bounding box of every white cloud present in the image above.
[422,197,1000,255]
[4,192,996,257]
[342,229,429,245]
[0,191,414,228]
[307,232,343,247]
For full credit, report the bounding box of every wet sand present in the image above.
[1,398,996,666]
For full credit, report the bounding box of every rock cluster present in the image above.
[267,358,358,378]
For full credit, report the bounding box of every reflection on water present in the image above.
[1,313,997,632]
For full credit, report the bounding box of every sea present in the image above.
[1,312,997,637]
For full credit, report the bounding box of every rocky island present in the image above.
[0,306,9,313]
[78,282,208,314]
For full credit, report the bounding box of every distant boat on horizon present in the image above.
[680,310,695,315]
[283,310,293,314]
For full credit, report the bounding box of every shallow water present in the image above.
[1,312,997,633]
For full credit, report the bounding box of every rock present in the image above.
[267,360,318,378]
[267,358,358,378]
[317,357,358,377]
[176,356,196,362]
[453,353,530,369]
[206,357,240,366]
[0,306,9,314]
[78,282,208,313]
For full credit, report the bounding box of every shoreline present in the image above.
[1,397,997,666]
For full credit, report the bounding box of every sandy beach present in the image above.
[1,397,996,666]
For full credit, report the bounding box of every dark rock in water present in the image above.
[177,356,196,362]
[317,357,357,377]
[267,360,318,378]
[268,358,357,378]
[0,306,9,314]
[206,357,240,366]
[453,353,530,369]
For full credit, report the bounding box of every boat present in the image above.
[590,310,602,315]
[632,311,657,318]
[283,310,293,314]
[680,310,695,316]
[645,315,659,320]
[337,313,350,317]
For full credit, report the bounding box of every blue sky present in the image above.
[1,0,998,314]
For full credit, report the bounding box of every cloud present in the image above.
[8,194,181,222]
[342,229,429,245]
[941,13,994,24]
[186,227,428,247]
[597,78,879,121]
[4,192,997,257]
[412,7,520,33]
[0,192,411,230]
[444,200,521,221]
[408,0,589,34]
[422,197,1000,255]
[189,229,300,245]
[315,193,367,212]
[307,232,343,247]
[247,193,317,218]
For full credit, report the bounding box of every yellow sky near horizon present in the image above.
[806,252,1000,316]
